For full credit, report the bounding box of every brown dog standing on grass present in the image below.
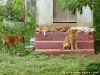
[62,29,78,50]
[2,35,25,53]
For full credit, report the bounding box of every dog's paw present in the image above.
[75,47,80,50]
[60,48,64,51]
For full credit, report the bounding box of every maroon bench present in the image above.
[35,32,94,55]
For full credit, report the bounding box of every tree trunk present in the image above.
[24,0,27,25]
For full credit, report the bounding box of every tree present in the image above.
[56,0,94,14]
[24,0,27,25]
[4,0,24,22]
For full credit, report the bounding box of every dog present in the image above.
[68,27,95,33]
[61,33,71,50]
[2,35,25,53]
[36,25,66,36]
[36,25,42,32]
[36,25,49,36]
[42,26,49,36]
[61,29,78,50]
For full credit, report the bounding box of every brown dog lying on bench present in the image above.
[61,29,78,50]
[36,25,66,36]
[2,35,25,53]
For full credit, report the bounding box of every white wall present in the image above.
[36,0,53,25]
[77,6,93,27]
[0,0,7,6]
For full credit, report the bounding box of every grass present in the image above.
[0,51,100,75]
[0,51,35,75]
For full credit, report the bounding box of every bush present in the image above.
[93,0,100,53]
[0,0,34,22]
[0,0,35,54]
[0,0,24,22]
[0,22,35,53]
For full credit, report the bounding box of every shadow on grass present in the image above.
[84,63,100,75]
[78,63,100,75]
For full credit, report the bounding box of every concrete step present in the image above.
[30,37,35,45]
[36,32,94,41]
[36,41,94,49]
[36,49,95,55]
[35,32,94,55]
[25,45,35,50]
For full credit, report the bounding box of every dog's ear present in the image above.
[36,24,39,27]
[68,29,71,33]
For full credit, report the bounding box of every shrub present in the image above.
[0,0,34,23]
[93,0,100,53]
[0,0,23,22]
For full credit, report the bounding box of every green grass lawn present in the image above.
[0,51,100,75]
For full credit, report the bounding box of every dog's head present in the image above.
[68,29,78,34]
[18,35,25,43]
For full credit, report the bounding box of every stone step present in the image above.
[30,42,35,45]
[36,49,95,55]
[30,37,35,45]
[36,41,94,49]
[30,37,35,40]
[25,45,35,50]
[35,32,94,55]
[36,32,94,41]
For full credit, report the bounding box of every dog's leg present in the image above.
[68,43,71,49]
[12,43,16,53]
[14,43,16,52]
[75,42,79,50]
[70,41,74,50]
[61,45,66,51]
[13,41,17,52]
[6,41,10,53]
[42,30,46,36]
[61,43,69,51]
[2,40,6,53]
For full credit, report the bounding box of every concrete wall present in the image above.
[77,6,93,27]
[29,0,36,15]
[0,0,7,6]
[36,0,53,25]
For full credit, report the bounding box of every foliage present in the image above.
[0,0,35,51]
[0,0,35,55]
[93,0,100,52]
[0,21,35,52]
[0,6,5,16]
[94,0,100,39]
[56,0,93,14]
[0,0,34,22]
[0,0,24,22]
